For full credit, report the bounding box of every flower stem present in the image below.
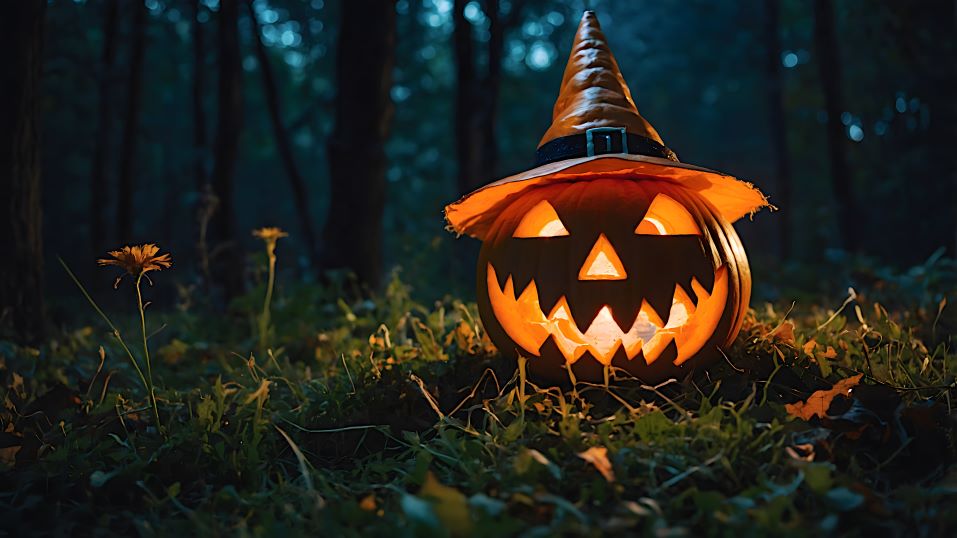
[135,272,162,433]
[258,251,277,352]
[59,258,152,413]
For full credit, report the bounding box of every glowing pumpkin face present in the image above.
[476,178,751,384]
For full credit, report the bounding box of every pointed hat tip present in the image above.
[539,9,667,149]
[577,10,601,33]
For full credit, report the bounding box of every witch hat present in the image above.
[446,11,768,240]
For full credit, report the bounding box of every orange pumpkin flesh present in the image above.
[476,178,751,384]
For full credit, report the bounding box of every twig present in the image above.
[410,373,445,420]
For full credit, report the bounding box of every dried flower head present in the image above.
[253,227,288,256]
[98,244,172,280]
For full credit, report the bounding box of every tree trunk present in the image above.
[247,0,320,266]
[192,0,208,192]
[483,0,505,174]
[453,0,480,196]
[454,0,523,196]
[762,0,792,259]
[209,0,245,299]
[0,2,46,343]
[90,0,119,254]
[321,0,396,289]
[813,0,858,251]
[115,0,148,244]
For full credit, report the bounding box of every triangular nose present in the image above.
[579,234,627,280]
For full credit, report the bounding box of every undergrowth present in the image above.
[1,248,955,537]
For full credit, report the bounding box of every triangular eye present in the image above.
[635,194,701,236]
[513,200,570,238]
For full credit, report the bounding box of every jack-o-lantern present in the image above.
[445,12,769,384]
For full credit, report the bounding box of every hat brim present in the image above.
[445,154,768,240]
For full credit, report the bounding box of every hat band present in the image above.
[535,127,678,167]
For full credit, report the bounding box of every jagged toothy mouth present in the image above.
[486,263,728,366]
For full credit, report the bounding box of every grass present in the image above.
[1,250,955,536]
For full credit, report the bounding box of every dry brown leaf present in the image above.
[577,446,615,482]
[770,320,796,346]
[823,346,837,359]
[0,423,22,467]
[802,340,817,357]
[359,494,377,512]
[449,321,476,352]
[785,374,863,421]
[419,471,471,536]
[785,443,815,462]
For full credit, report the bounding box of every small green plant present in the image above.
[252,227,287,352]
[60,243,172,432]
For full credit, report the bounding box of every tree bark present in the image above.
[453,0,523,196]
[247,0,320,266]
[762,0,792,259]
[0,2,46,343]
[813,0,858,251]
[453,0,480,196]
[90,0,119,254]
[115,0,148,244]
[209,0,245,298]
[321,0,396,289]
[192,0,208,192]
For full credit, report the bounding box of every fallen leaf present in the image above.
[577,446,615,482]
[785,443,815,462]
[770,321,796,346]
[823,346,837,359]
[445,321,476,352]
[158,339,189,365]
[785,374,863,421]
[0,427,22,467]
[803,340,818,357]
[419,471,471,536]
[359,494,377,512]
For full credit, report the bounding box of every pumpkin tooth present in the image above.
[502,275,516,300]
[690,277,710,303]
[673,266,729,365]
[515,279,540,308]
[546,297,572,321]
[638,299,664,328]
[493,265,511,292]
[580,306,624,364]
[643,285,673,329]
[534,270,568,320]
[668,283,696,328]
[565,288,608,335]
[623,337,644,360]
[610,300,638,331]
[622,305,659,360]
[510,271,536,298]
[640,331,675,365]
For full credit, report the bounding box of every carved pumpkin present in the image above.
[477,179,750,383]
[445,12,769,384]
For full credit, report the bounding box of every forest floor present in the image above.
[1,247,956,536]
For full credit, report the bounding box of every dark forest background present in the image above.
[3,0,956,339]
